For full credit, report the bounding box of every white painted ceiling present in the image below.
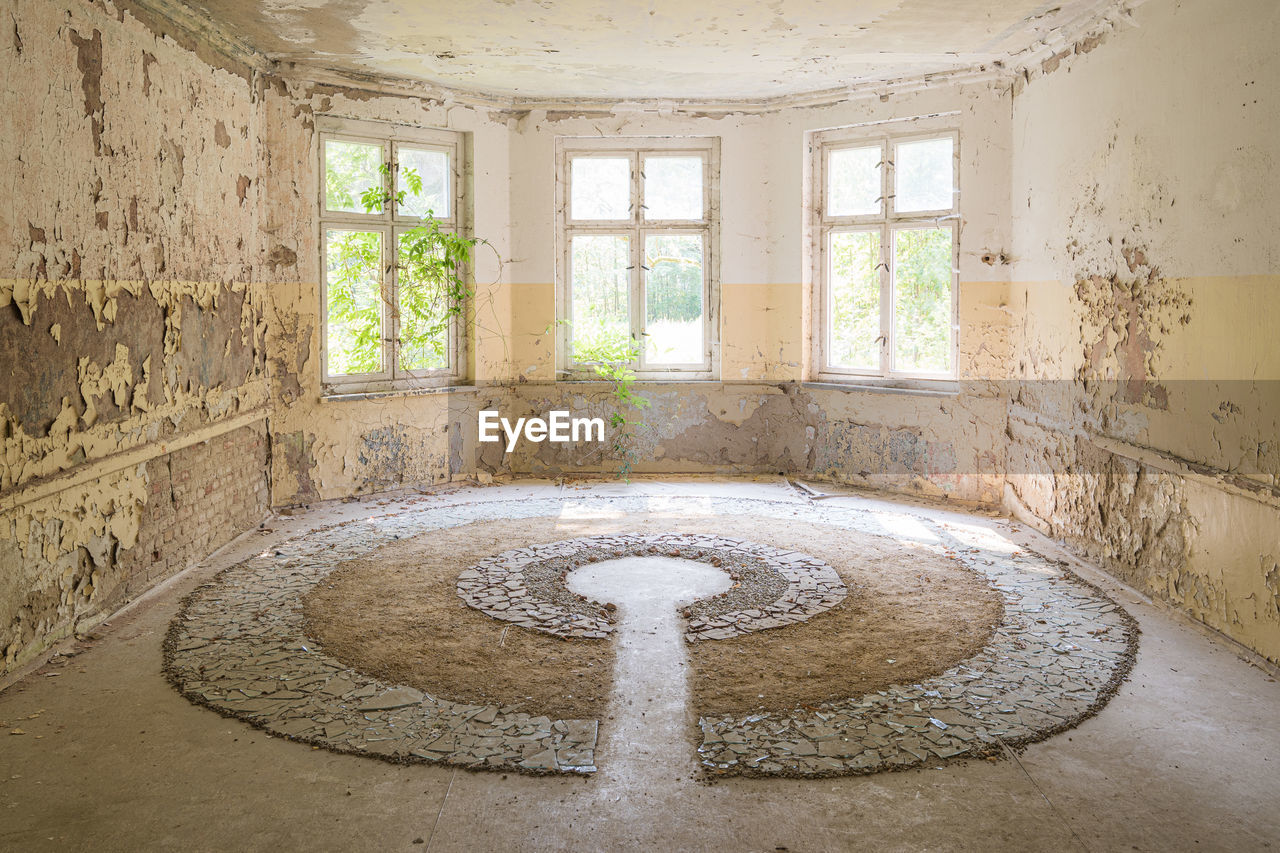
[179,0,1114,101]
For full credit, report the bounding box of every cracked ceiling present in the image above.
[172,0,1122,101]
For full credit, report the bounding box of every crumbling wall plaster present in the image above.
[1,0,270,673]
[455,381,1001,506]
[1006,0,1280,660]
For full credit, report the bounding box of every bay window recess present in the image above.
[812,128,959,383]
[556,137,720,379]
[318,119,466,392]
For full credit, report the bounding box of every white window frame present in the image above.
[317,116,467,393]
[810,126,960,385]
[555,136,720,380]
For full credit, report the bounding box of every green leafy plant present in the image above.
[357,162,422,213]
[326,163,484,373]
[395,211,480,368]
[561,322,651,480]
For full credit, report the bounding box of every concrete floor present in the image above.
[568,556,731,782]
[1,478,1277,853]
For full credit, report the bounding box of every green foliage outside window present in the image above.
[893,228,951,372]
[569,234,631,363]
[325,229,382,375]
[643,234,704,364]
[324,146,481,378]
[325,140,381,214]
[829,230,880,370]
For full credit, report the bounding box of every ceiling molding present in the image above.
[121,0,275,76]
[1003,0,1146,83]
[292,61,1019,118]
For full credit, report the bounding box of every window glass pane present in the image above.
[644,234,704,364]
[325,139,382,214]
[643,156,702,220]
[828,230,881,370]
[571,157,630,220]
[895,137,953,212]
[571,234,632,361]
[325,229,383,375]
[828,146,881,217]
[396,231,449,371]
[397,147,449,219]
[893,227,952,373]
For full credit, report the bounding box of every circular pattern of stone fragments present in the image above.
[697,546,1138,778]
[455,533,848,641]
[164,495,1137,779]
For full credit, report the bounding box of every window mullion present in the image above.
[381,140,393,222]
[951,222,960,376]
[387,141,397,221]
[383,224,397,379]
[881,138,893,220]
[632,226,644,371]
[382,140,396,379]
[880,224,892,377]
[817,132,830,372]
[880,139,893,378]
[706,222,716,368]
[632,152,644,371]
[633,151,643,226]
[821,225,832,373]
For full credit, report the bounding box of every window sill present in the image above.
[321,384,478,403]
[802,380,959,399]
[318,379,968,403]
[550,377,723,386]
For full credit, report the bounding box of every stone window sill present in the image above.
[320,385,478,403]
[801,380,959,399]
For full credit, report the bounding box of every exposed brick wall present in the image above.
[3,420,270,674]
[119,421,270,599]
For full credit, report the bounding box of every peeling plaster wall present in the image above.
[259,78,512,503]
[1006,0,1280,660]
[1,0,270,673]
[262,78,1015,507]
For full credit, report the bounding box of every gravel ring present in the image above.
[455,533,843,640]
[515,544,789,621]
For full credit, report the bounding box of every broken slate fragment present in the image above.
[358,687,425,711]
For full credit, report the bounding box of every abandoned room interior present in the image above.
[1,0,1277,849]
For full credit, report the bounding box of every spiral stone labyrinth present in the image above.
[164,495,1137,777]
